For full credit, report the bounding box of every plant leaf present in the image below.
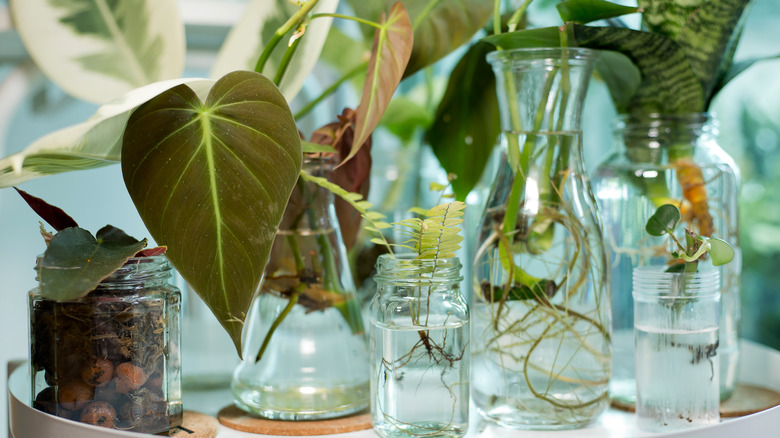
[646,204,681,236]
[556,0,641,24]
[594,50,641,113]
[714,54,780,97]
[347,2,413,165]
[427,41,500,201]
[210,0,339,102]
[39,226,147,301]
[380,97,433,142]
[121,71,302,357]
[638,0,708,41]
[14,187,79,231]
[10,0,185,104]
[672,0,751,103]
[708,237,735,266]
[0,78,215,188]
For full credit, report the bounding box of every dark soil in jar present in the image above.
[30,288,182,433]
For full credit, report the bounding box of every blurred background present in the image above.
[1,0,778,432]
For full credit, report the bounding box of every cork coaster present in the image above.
[170,410,220,438]
[218,405,372,436]
[610,384,780,417]
[720,384,780,417]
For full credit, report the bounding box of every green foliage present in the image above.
[393,201,465,260]
[646,204,681,236]
[121,71,302,357]
[427,41,500,201]
[556,0,641,24]
[39,226,148,301]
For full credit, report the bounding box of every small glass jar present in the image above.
[633,267,720,432]
[370,254,469,438]
[29,256,182,433]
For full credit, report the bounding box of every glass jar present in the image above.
[471,48,611,429]
[29,256,182,433]
[232,156,369,420]
[593,113,740,404]
[633,267,721,431]
[370,254,469,438]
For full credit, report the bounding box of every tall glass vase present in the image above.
[592,114,740,405]
[231,156,369,420]
[471,48,611,430]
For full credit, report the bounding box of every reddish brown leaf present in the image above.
[135,246,167,257]
[14,186,79,231]
[346,2,412,165]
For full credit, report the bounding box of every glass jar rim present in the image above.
[614,112,718,129]
[374,253,463,283]
[486,47,597,66]
[632,266,720,299]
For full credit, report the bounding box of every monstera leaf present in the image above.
[0,78,215,188]
[121,71,302,356]
[10,0,185,104]
[210,0,339,101]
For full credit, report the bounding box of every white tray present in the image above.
[9,340,780,438]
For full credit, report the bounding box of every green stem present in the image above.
[508,0,533,32]
[273,31,304,86]
[255,0,320,74]
[293,61,367,119]
[255,288,301,363]
[492,0,502,36]
[311,13,381,28]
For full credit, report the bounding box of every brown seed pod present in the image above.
[144,373,163,394]
[57,380,94,411]
[79,401,117,428]
[113,362,148,394]
[81,358,114,387]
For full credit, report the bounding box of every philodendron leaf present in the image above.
[121,70,302,357]
[646,204,681,236]
[39,226,147,301]
[347,0,491,77]
[210,0,339,102]
[427,41,500,201]
[0,78,215,188]
[10,0,185,104]
[14,187,79,231]
[708,237,735,266]
[557,0,641,23]
[347,2,413,164]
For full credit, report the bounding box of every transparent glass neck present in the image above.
[279,156,337,232]
[615,113,718,162]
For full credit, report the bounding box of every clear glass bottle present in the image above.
[633,267,721,432]
[232,156,369,420]
[29,256,182,433]
[370,254,469,438]
[593,113,740,404]
[472,48,611,429]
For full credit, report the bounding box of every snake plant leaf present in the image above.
[673,0,751,104]
[638,0,708,41]
[714,54,780,97]
[556,0,641,24]
[210,0,339,102]
[347,2,413,165]
[594,51,641,113]
[9,0,185,104]
[427,41,500,201]
[39,226,147,301]
[0,79,215,188]
[121,70,302,357]
[646,204,681,236]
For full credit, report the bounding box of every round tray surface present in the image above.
[218,405,372,436]
[610,383,780,417]
[171,410,220,438]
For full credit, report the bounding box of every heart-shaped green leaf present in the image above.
[121,70,302,356]
[40,226,147,301]
[347,2,413,164]
[0,78,215,188]
[646,204,681,236]
[557,0,641,23]
[10,0,185,104]
[708,237,735,266]
[427,41,500,201]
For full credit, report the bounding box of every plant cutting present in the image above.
[369,196,470,438]
[634,203,734,431]
[17,188,182,433]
